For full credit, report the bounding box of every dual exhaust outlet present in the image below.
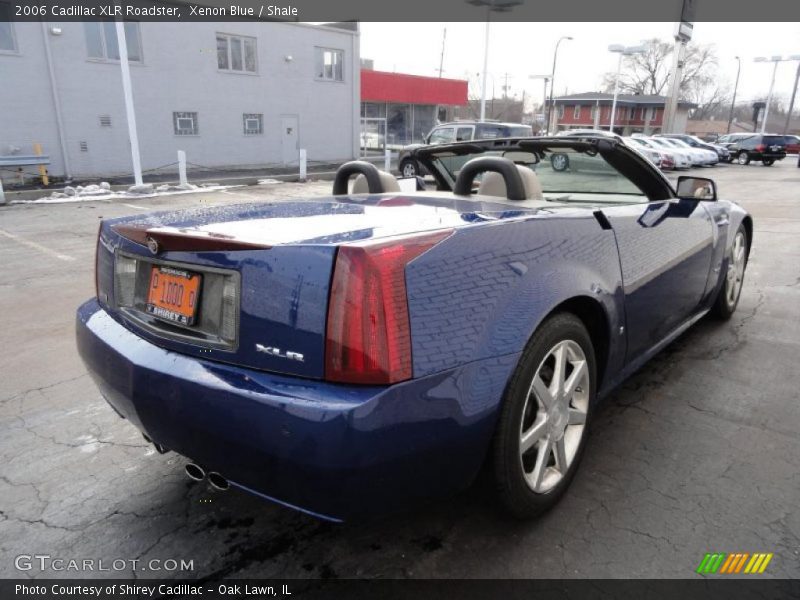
[185,463,229,491]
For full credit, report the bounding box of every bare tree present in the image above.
[690,84,732,120]
[601,38,720,99]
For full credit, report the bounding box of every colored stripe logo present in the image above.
[696,552,773,574]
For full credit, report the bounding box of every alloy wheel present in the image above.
[401,162,417,177]
[519,340,589,493]
[726,230,746,307]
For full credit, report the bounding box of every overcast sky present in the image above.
[361,22,800,108]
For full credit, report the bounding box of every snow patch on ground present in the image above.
[257,178,282,185]
[12,182,242,205]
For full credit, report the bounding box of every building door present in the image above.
[281,115,299,165]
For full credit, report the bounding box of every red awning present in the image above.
[361,69,468,106]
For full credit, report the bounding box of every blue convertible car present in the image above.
[76,137,751,521]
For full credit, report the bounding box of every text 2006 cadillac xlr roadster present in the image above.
[76,136,751,521]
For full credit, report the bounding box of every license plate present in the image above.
[146,266,202,326]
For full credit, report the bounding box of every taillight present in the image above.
[94,223,102,299]
[325,230,452,385]
[756,144,765,152]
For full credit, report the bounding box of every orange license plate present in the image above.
[145,266,202,326]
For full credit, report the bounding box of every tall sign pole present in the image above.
[662,0,695,133]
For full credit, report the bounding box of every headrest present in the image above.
[478,165,543,201]
[351,170,402,194]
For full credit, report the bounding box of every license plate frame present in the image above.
[145,265,202,326]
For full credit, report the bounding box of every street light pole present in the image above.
[480,19,490,122]
[609,52,624,132]
[726,56,741,135]
[608,44,646,134]
[546,36,572,135]
[529,74,550,134]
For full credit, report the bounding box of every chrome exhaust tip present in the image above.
[207,472,230,491]
[185,463,206,481]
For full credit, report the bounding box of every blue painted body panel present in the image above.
[77,188,751,519]
[77,300,517,520]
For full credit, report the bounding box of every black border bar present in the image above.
[4,0,800,22]
[2,579,800,600]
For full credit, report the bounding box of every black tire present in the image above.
[550,153,570,172]
[399,159,418,178]
[711,224,749,320]
[762,159,774,166]
[737,151,751,165]
[493,312,596,519]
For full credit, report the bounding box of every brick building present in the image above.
[550,92,697,135]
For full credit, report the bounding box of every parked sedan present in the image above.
[656,133,731,162]
[77,136,751,521]
[645,137,693,169]
[627,136,683,170]
[659,137,718,166]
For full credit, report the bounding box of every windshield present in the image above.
[648,138,672,149]
[429,146,646,197]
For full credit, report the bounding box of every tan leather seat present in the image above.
[477,165,543,201]
[350,170,402,194]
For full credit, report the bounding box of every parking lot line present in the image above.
[0,228,76,262]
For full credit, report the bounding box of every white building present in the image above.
[0,19,360,180]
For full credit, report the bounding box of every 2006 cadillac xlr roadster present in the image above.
[76,136,751,521]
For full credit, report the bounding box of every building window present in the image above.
[173,112,198,136]
[315,47,344,81]
[573,105,581,119]
[84,22,142,62]
[243,113,263,135]
[0,3,17,53]
[591,106,598,120]
[99,115,112,127]
[216,33,257,73]
[557,105,565,119]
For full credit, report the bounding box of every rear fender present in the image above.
[406,214,625,402]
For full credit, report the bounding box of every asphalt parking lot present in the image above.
[1,159,798,580]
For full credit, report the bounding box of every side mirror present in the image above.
[676,176,717,201]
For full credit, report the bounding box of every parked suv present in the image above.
[726,134,786,165]
[398,121,532,177]
[655,133,731,162]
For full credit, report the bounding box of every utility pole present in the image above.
[726,56,741,134]
[437,27,447,78]
[783,60,800,135]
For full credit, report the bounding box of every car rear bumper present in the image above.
[76,300,509,521]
